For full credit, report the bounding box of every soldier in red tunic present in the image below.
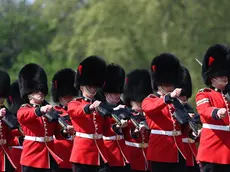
[0,69,22,172]
[196,44,230,172]
[122,69,152,172]
[7,80,25,172]
[177,66,200,172]
[17,63,68,172]
[68,56,110,172]
[98,63,130,172]
[51,68,78,172]
[142,53,187,172]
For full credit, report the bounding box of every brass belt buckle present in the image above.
[172,130,178,136]
[140,142,144,148]
[116,135,121,140]
[44,136,49,142]
[93,134,98,139]
[140,142,147,148]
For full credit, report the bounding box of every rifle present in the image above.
[97,102,130,123]
[97,103,149,135]
[128,110,149,130]
[97,102,131,134]
[171,98,200,137]
[1,109,24,135]
[44,108,69,130]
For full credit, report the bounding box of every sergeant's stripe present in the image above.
[196,98,209,106]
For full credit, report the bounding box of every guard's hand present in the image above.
[40,105,53,113]
[89,101,101,111]
[113,105,126,111]
[170,88,182,98]
[120,119,128,128]
[0,108,6,118]
[217,108,227,119]
[66,125,75,135]
[139,124,146,133]
[188,113,195,118]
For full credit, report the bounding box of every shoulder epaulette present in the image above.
[198,88,212,92]
[73,97,83,101]
[148,94,157,98]
[21,104,31,107]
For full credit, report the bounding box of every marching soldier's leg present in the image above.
[72,163,100,172]
[200,162,230,172]
[5,157,15,172]
[22,166,48,172]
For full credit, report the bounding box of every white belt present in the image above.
[182,138,195,143]
[151,129,182,136]
[103,135,124,140]
[125,141,148,148]
[11,146,23,149]
[24,136,54,142]
[75,132,103,139]
[203,123,230,131]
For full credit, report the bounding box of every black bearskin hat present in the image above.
[18,63,48,101]
[0,69,10,98]
[202,44,230,85]
[7,80,24,116]
[150,53,183,90]
[101,63,125,93]
[180,66,192,98]
[123,69,152,105]
[51,68,78,103]
[75,56,107,88]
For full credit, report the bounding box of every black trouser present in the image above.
[109,165,131,172]
[72,163,100,172]
[187,159,200,172]
[55,168,72,172]
[200,162,230,172]
[22,154,59,172]
[151,153,186,172]
[5,157,15,172]
[72,157,111,172]
[22,166,50,172]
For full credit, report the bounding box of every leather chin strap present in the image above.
[158,86,169,95]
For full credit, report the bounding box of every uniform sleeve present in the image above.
[68,100,91,119]
[54,122,71,140]
[6,128,21,146]
[17,106,40,125]
[196,92,219,120]
[142,94,170,115]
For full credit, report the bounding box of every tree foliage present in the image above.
[1,0,230,105]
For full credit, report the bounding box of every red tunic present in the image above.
[53,106,73,169]
[196,88,230,164]
[103,117,130,167]
[10,129,23,172]
[0,120,20,171]
[181,134,198,166]
[17,104,64,169]
[123,118,150,171]
[142,94,186,163]
[68,98,109,166]
[11,146,23,172]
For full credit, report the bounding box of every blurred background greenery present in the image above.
[1,0,230,106]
